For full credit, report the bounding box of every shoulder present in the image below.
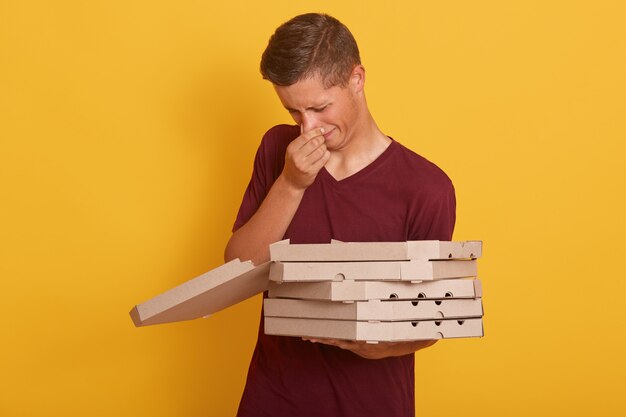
[389,141,456,240]
[252,124,300,181]
[390,140,454,194]
[260,124,300,151]
[255,124,299,165]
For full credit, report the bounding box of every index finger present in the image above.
[293,127,325,148]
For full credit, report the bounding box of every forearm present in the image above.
[304,338,438,360]
[225,174,305,265]
[381,340,438,358]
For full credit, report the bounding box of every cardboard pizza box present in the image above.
[270,239,482,262]
[268,278,482,301]
[130,259,269,327]
[264,317,484,342]
[263,298,483,321]
[269,259,477,283]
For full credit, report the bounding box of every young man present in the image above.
[225,13,456,417]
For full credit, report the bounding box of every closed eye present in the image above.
[285,104,330,115]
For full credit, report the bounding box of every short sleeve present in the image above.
[408,176,457,241]
[232,125,298,232]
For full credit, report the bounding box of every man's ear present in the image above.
[349,65,366,93]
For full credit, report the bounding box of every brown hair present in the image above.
[260,13,361,87]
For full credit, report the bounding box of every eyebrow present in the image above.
[284,103,329,113]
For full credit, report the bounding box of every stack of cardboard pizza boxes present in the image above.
[264,240,484,343]
[129,239,484,344]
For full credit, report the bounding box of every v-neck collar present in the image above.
[319,138,398,188]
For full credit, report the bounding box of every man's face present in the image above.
[274,73,362,151]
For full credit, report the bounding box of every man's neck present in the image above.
[325,115,391,181]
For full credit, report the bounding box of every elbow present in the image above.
[422,339,438,350]
[224,235,238,263]
[413,339,438,354]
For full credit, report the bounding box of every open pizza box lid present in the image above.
[130,259,270,327]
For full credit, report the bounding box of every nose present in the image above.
[300,112,319,133]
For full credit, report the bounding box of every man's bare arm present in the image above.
[224,175,304,265]
[224,128,330,265]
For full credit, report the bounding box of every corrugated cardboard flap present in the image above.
[130,259,270,327]
[268,278,482,301]
[269,259,477,282]
[270,239,483,262]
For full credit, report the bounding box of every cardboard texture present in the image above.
[130,259,270,327]
[130,239,485,345]
[270,239,482,262]
[265,317,484,342]
[269,259,477,282]
[263,298,483,321]
[268,278,482,301]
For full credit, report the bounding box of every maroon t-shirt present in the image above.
[234,124,456,417]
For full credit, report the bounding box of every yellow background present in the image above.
[1,0,625,416]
